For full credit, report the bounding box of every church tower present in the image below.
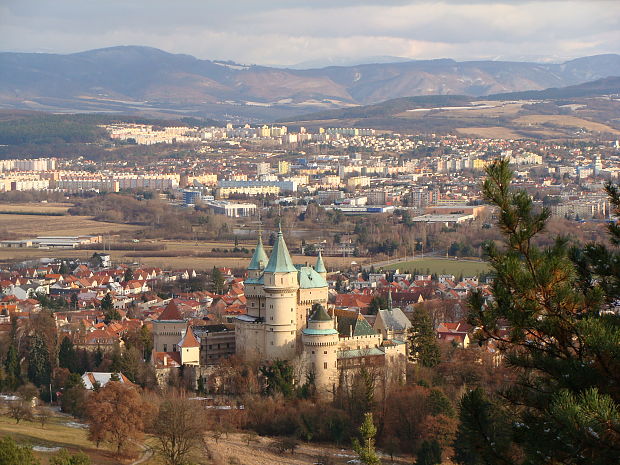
[262,224,299,360]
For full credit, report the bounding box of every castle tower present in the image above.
[262,224,299,360]
[248,230,268,280]
[178,325,200,366]
[315,251,327,280]
[246,231,268,319]
[152,301,186,353]
[302,304,338,398]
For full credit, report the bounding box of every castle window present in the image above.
[163,344,167,351]
[271,341,274,345]
[324,351,327,354]
[173,344,177,352]
[270,316,273,321]
[323,362,327,369]
[312,350,315,354]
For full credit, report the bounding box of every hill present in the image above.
[280,77,620,139]
[1,46,619,121]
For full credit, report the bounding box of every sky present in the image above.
[1,0,619,66]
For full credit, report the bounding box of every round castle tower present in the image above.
[302,304,339,398]
[263,224,299,360]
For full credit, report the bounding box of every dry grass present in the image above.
[455,126,523,139]
[206,432,412,465]
[0,213,140,237]
[0,413,128,465]
[0,237,368,271]
[513,115,620,134]
[0,202,72,214]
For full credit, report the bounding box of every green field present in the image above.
[382,258,491,276]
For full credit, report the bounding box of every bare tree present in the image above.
[151,396,205,465]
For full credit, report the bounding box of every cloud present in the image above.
[0,0,618,65]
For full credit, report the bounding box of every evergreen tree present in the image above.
[428,388,455,418]
[101,293,120,323]
[59,261,69,275]
[58,336,77,373]
[408,307,441,367]
[4,343,21,390]
[260,360,294,397]
[352,412,381,465]
[28,335,51,387]
[368,296,386,315]
[211,266,226,295]
[0,436,40,465]
[416,440,442,465]
[70,293,78,310]
[465,158,620,464]
[123,268,133,282]
[453,388,513,465]
[100,293,114,311]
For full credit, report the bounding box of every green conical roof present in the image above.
[309,304,332,321]
[315,251,326,274]
[248,234,268,270]
[263,225,297,273]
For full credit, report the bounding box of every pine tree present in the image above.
[58,336,77,373]
[123,268,133,282]
[408,306,441,367]
[211,266,226,295]
[28,335,51,387]
[453,388,513,465]
[352,412,381,465]
[100,293,113,312]
[4,344,21,390]
[465,158,620,464]
[59,261,69,275]
[416,440,442,465]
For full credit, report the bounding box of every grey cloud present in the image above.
[0,0,618,65]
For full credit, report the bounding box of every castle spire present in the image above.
[248,223,268,271]
[315,250,327,274]
[264,224,297,273]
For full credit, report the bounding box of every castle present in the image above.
[151,226,408,396]
[235,226,408,397]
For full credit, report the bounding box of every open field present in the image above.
[0,202,72,214]
[513,114,620,134]
[0,411,414,465]
[382,257,490,276]
[207,432,412,465]
[455,126,523,139]
[0,237,369,271]
[0,413,131,465]
[0,213,141,237]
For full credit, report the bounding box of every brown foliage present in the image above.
[86,381,153,455]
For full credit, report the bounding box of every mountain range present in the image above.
[1,46,619,121]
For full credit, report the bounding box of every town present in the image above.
[0,123,619,464]
[1,2,620,461]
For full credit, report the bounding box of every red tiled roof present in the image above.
[157,301,183,321]
[178,327,200,348]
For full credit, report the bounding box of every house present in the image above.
[81,372,132,390]
[436,322,474,347]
